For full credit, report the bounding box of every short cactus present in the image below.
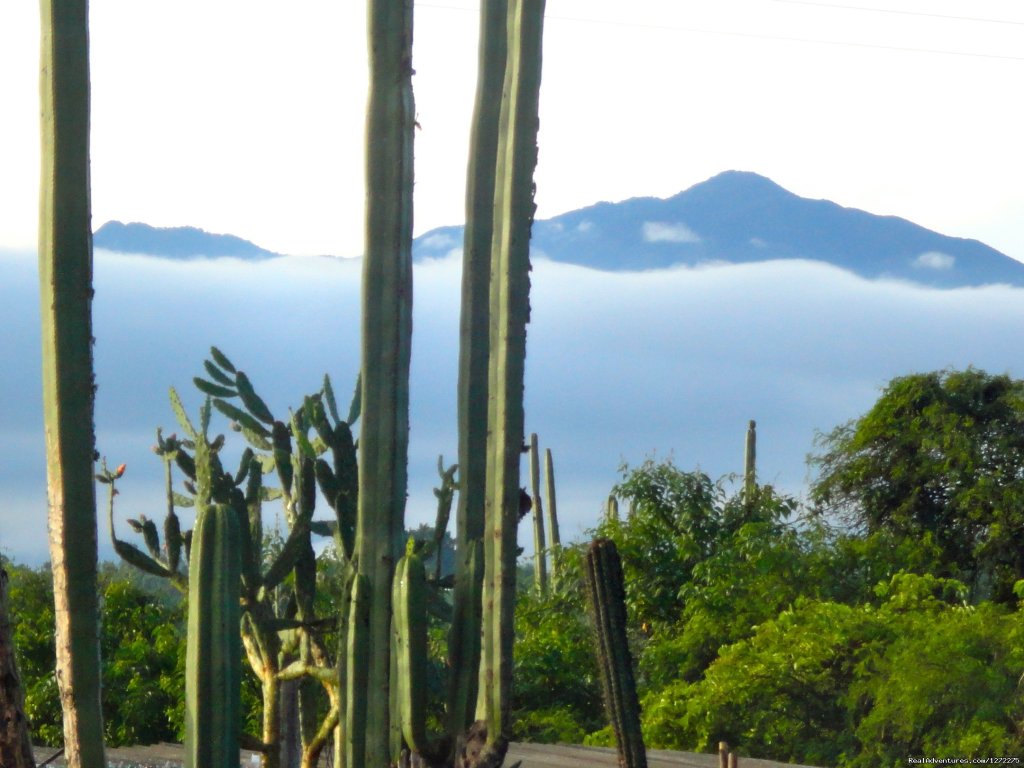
[185,502,242,768]
[585,539,648,768]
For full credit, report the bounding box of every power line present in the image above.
[418,2,1024,63]
[771,0,1024,28]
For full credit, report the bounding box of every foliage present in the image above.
[848,592,1024,766]
[511,544,604,743]
[643,598,863,765]
[641,573,1024,767]
[600,461,722,628]
[6,561,184,747]
[811,368,1024,602]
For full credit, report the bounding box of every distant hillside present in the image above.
[415,171,1024,288]
[94,221,281,260]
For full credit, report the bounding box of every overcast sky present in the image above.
[1,0,1023,260]
[4,248,1024,564]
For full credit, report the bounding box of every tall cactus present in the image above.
[543,448,561,587]
[478,0,547,750]
[585,539,647,768]
[357,0,416,763]
[37,2,106,767]
[528,433,548,593]
[449,0,507,741]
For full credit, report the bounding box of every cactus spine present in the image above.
[585,539,648,768]
[543,448,561,586]
[528,433,548,593]
[37,2,106,767]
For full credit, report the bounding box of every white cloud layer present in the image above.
[5,249,1024,564]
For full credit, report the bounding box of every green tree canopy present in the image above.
[811,368,1024,602]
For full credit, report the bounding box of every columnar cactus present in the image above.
[543,448,562,587]
[356,0,416,762]
[744,420,757,500]
[606,495,620,523]
[585,539,648,768]
[449,0,507,742]
[37,2,106,767]
[185,503,242,768]
[528,434,548,593]
[478,0,547,753]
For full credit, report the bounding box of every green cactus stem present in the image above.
[606,495,620,524]
[393,540,430,754]
[543,448,561,586]
[478,0,547,746]
[37,2,106,766]
[356,0,416,763]
[344,574,370,768]
[449,0,508,743]
[528,433,548,593]
[585,539,647,768]
[744,419,757,501]
[184,503,242,768]
[432,457,458,583]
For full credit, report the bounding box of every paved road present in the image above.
[35,743,824,768]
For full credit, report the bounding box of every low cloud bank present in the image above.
[4,248,1024,563]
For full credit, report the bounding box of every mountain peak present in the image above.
[683,169,792,197]
[413,171,1024,287]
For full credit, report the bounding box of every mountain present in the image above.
[94,220,282,260]
[414,171,1024,288]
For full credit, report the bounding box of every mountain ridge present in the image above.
[94,220,282,260]
[93,172,1024,288]
[415,171,1023,287]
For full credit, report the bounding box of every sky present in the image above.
[1,0,1023,260]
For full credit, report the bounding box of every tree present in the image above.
[600,461,724,629]
[811,368,1024,602]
